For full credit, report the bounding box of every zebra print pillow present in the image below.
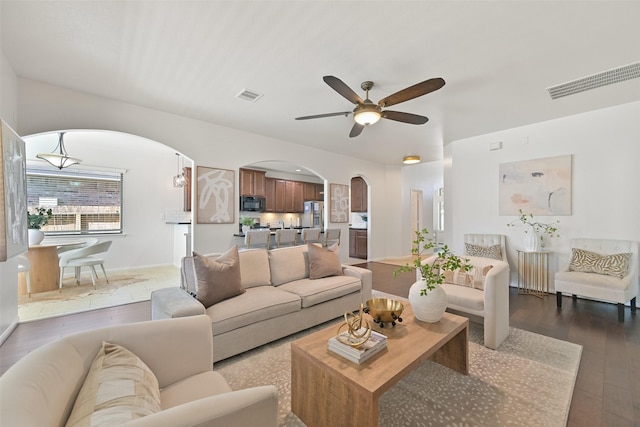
[569,248,631,279]
[464,243,502,260]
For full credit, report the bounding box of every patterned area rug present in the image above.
[215,295,582,427]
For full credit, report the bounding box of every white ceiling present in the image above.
[2,1,640,166]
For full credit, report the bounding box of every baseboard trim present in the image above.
[0,317,19,346]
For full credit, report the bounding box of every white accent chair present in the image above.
[275,228,297,247]
[59,240,112,290]
[301,228,321,244]
[555,238,638,322]
[0,315,279,427]
[323,228,341,247]
[244,229,270,249]
[464,233,507,262]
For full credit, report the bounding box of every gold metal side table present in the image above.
[517,250,549,298]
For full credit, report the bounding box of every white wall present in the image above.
[445,101,640,287]
[15,78,405,262]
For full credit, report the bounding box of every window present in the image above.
[27,166,123,235]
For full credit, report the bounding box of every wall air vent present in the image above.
[235,88,264,103]
[547,61,640,100]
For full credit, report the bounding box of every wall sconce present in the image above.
[403,155,420,164]
[36,132,81,169]
[173,153,186,188]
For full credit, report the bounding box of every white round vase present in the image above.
[408,280,448,323]
[28,229,44,246]
[242,225,251,234]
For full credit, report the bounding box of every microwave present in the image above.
[240,196,265,212]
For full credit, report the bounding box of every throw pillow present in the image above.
[307,243,343,280]
[464,243,502,261]
[193,246,244,308]
[65,342,161,427]
[443,265,493,290]
[569,248,631,279]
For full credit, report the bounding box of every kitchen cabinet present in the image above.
[303,182,316,201]
[265,178,275,212]
[284,181,304,213]
[316,184,324,201]
[183,167,192,212]
[274,179,286,212]
[350,177,367,212]
[240,168,266,197]
[349,229,368,259]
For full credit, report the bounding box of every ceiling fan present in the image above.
[295,75,445,137]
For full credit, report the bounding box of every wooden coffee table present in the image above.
[291,304,469,427]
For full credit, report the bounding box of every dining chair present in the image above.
[56,238,96,259]
[59,240,113,290]
[301,228,321,244]
[323,228,341,247]
[275,229,297,247]
[244,229,271,249]
[17,254,32,297]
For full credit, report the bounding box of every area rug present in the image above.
[215,302,582,426]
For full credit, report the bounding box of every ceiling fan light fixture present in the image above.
[354,110,381,126]
[36,132,81,169]
[403,155,420,165]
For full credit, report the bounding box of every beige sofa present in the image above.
[422,254,510,349]
[151,245,372,362]
[0,315,279,427]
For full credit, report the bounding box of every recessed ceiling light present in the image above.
[403,156,420,164]
[295,169,302,172]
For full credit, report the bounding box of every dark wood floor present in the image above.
[1,262,638,426]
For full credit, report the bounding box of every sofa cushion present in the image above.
[238,248,271,288]
[66,342,161,427]
[278,275,361,308]
[269,245,309,286]
[464,243,502,261]
[569,248,631,279]
[160,371,231,410]
[441,283,485,312]
[555,270,629,290]
[307,243,343,279]
[206,286,302,335]
[194,247,244,308]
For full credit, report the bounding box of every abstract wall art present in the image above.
[499,154,572,216]
[329,183,349,223]
[196,166,235,224]
[0,120,28,261]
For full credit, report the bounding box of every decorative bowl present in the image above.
[363,298,404,327]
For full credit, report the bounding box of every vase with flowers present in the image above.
[239,216,255,235]
[507,209,560,251]
[393,228,471,322]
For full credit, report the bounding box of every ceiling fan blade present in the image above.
[295,111,352,120]
[378,77,445,108]
[381,110,429,124]
[349,123,364,138]
[323,76,363,105]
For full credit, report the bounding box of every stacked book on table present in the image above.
[327,328,387,364]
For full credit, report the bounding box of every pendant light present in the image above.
[173,153,186,188]
[36,132,81,169]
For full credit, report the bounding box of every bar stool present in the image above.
[301,228,321,244]
[245,229,271,249]
[275,229,297,247]
[323,228,341,247]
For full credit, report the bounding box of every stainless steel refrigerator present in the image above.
[302,201,324,228]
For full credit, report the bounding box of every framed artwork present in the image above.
[499,154,572,216]
[196,166,235,224]
[0,120,28,261]
[329,183,349,223]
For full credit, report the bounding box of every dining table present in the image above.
[18,241,85,295]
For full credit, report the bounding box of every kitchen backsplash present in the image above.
[350,212,368,228]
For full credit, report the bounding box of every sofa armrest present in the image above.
[151,287,205,320]
[481,260,510,349]
[123,386,279,427]
[343,265,373,302]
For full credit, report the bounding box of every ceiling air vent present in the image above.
[235,88,264,103]
[547,61,640,99]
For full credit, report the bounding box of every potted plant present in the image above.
[27,207,53,245]
[394,228,470,322]
[507,209,559,251]
[239,216,255,234]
